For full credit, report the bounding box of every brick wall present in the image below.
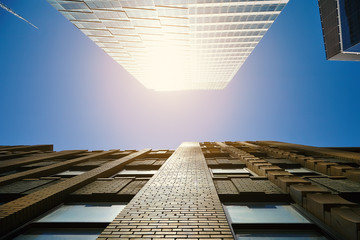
[0,149,150,236]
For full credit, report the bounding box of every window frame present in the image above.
[222,202,342,240]
[9,202,127,240]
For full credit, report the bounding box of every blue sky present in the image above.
[0,0,359,151]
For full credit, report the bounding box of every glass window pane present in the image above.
[226,205,310,224]
[14,228,102,240]
[236,230,328,239]
[116,169,157,176]
[54,170,86,177]
[37,204,126,223]
[211,168,249,174]
[285,168,319,176]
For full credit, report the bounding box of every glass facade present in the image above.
[318,0,360,60]
[339,0,360,52]
[47,0,288,90]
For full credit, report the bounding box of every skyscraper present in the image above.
[47,0,288,90]
[1,141,360,239]
[318,0,360,61]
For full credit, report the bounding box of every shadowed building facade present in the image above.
[1,141,360,239]
[318,0,360,61]
[46,0,289,90]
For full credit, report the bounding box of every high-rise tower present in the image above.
[318,0,360,61]
[47,0,288,90]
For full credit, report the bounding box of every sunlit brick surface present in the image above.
[73,178,133,194]
[0,149,150,236]
[214,179,239,194]
[47,0,288,90]
[98,142,233,239]
[231,177,282,194]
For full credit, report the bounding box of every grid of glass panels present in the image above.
[48,0,288,90]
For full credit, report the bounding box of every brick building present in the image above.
[0,141,360,239]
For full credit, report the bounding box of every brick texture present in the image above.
[0,149,150,236]
[307,177,360,194]
[0,179,55,194]
[214,180,239,194]
[118,180,148,195]
[256,141,360,165]
[0,151,114,186]
[0,145,53,153]
[98,142,234,240]
[73,178,133,195]
[0,150,85,173]
[231,177,283,194]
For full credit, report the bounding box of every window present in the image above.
[53,170,86,178]
[14,228,102,240]
[285,168,319,176]
[225,204,330,239]
[14,203,126,240]
[0,170,19,176]
[37,204,126,223]
[236,229,328,239]
[226,204,309,224]
[115,169,157,176]
[211,168,250,175]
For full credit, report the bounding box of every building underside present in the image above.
[47,0,289,90]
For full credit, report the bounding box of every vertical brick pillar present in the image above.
[98,142,234,239]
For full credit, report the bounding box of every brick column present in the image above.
[98,142,234,239]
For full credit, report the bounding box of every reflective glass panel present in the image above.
[37,204,126,222]
[14,228,102,240]
[226,205,310,223]
[339,0,360,52]
[55,170,86,176]
[0,170,18,176]
[285,168,318,175]
[117,169,157,175]
[48,0,289,90]
[211,168,249,174]
[236,230,328,239]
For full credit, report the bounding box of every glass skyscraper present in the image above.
[47,0,288,90]
[318,0,360,61]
